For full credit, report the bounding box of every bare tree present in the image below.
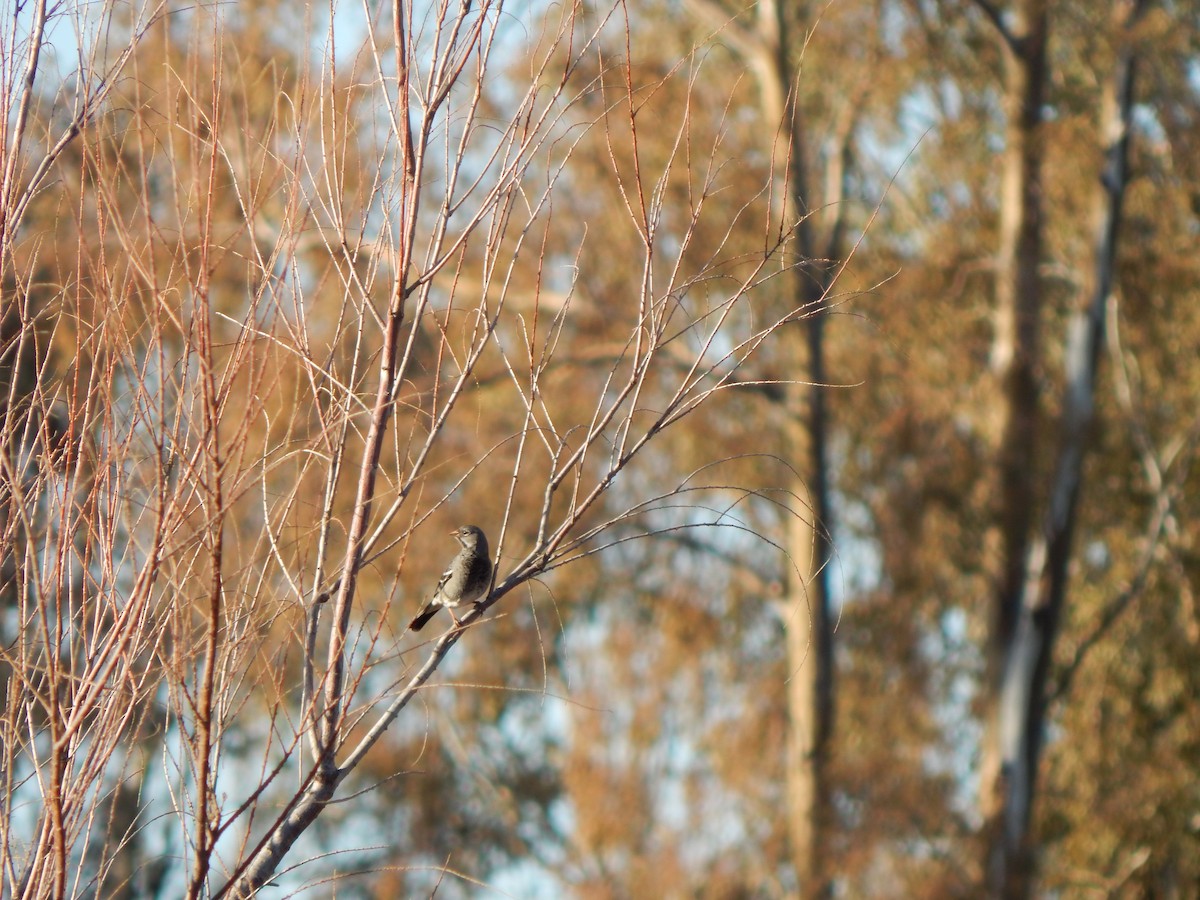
[0,0,824,895]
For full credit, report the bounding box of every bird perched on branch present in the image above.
[408,525,492,632]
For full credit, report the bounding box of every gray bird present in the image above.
[408,525,492,631]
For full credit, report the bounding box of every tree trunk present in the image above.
[784,365,835,895]
[757,1,839,892]
[765,1,843,890]
[684,1,850,889]
[980,1,1142,895]
[978,0,1049,895]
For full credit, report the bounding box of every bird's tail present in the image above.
[408,605,439,632]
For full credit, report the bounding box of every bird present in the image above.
[408,525,492,632]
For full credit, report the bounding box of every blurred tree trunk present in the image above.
[762,1,846,891]
[686,0,850,891]
[779,138,840,900]
[978,0,1048,892]
[980,1,1143,895]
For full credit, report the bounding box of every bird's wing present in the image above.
[430,564,454,600]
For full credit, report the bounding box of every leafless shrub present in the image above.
[0,1,816,895]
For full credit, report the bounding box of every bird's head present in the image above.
[452,524,486,553]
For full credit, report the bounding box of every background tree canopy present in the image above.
[1,0,1197,897]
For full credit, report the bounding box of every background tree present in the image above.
[848,0,1200,894]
